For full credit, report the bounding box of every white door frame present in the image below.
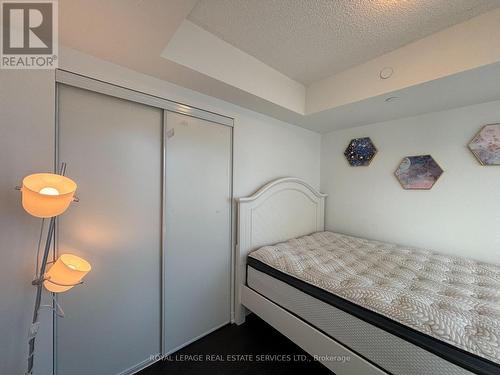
[54,69,235,375]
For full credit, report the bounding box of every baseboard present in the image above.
[164,320,230,356]
[118,355,160,375]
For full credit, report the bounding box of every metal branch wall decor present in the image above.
[468,124,500,166]
[344,137,378,166]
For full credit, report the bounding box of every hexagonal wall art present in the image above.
[344,137,377,166]
[395,155,443,190]
[468,124,500,166]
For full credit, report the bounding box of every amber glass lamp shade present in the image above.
[21,173,77,218]
[44,254,91,293]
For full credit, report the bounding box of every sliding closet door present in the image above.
[164,111,232,353]
[56,85,163,375]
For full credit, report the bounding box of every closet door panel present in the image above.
[164,111,232,353]
[56,85,163,375]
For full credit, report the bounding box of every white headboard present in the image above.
[234,177,327,324]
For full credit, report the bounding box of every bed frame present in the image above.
[235,177,478,375]
[235,177,326,325]
[235,177,385,374]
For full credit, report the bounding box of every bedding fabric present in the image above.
[248,231,500,366]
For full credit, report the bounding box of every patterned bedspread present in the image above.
[249,231,500,364]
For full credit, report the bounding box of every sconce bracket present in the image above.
[43,275,84,287]
[31,276,48,286]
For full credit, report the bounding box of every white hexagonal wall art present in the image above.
[468,124,500,166]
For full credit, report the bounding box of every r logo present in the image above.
[1,1,57,68]
[2,2,53,54]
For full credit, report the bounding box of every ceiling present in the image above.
[188,0,500,84]
[58,1,500,133]
[304,61,500,133]
[59,0,197,68]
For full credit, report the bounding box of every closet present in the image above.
[164,112,232,353]
[54,72,233,375]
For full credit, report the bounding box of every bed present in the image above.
[235,177,500,375]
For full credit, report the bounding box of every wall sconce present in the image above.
[44,254,91,293]
[21,173,77,218]
[18,163,90,375]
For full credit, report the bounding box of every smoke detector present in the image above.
[379,67,394,80]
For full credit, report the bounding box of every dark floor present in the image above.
[140,314,332,375]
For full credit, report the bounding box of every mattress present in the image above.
[247,266,471,375]
[247,231,500,375]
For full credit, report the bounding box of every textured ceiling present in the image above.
[188,0,500,84]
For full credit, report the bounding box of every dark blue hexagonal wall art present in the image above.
[344,137,378,166]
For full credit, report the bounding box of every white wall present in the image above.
[321,100,500,264]
[0,70,55,375]
[0,47,320,375]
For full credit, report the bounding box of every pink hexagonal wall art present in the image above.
[395,155,443,190]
